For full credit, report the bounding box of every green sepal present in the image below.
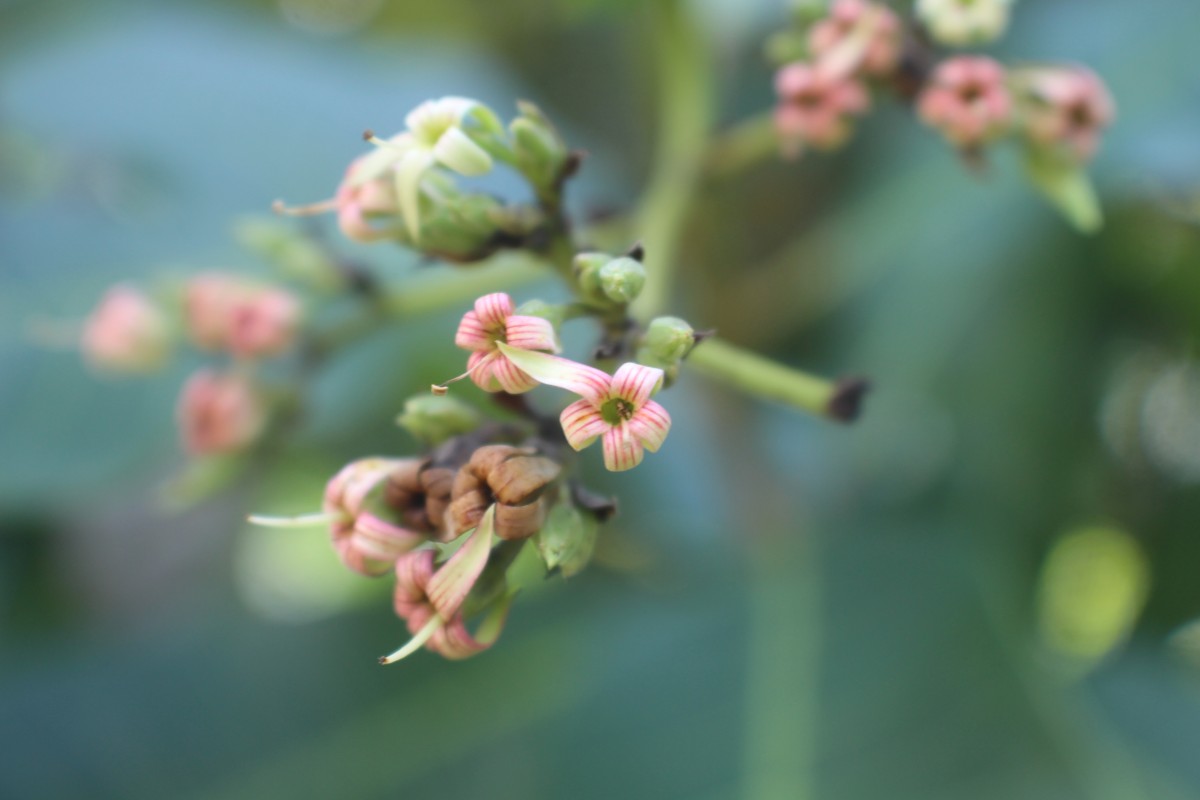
[1024,148,1103,234]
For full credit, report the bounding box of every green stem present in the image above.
[705,112,778,182]
[686,337,865,422]
[630,0,714,323]
[380,254,548,317]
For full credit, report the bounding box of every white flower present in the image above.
[917,0,1012,47]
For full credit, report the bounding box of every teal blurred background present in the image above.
[4,0,1200,798]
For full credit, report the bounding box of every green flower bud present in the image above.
[536,503,598,579]
[415,175,506,263]
[511,101,568,192]
[641,316,695,363]
[574,252,611,296]
[396,394,482,445]
[598,257,646,304]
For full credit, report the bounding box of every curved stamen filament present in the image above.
[378,614,444,665]
[272,198,337,217]
[246,512,334,528]
[432,353,497,395]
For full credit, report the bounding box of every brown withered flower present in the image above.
[446,444,561,540]
[383,459,456,537]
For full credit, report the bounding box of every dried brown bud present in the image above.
[446,445,562,540]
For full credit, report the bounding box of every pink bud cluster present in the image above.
[772,0,899,156]
[80,270,303,458]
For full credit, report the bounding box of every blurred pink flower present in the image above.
[1018,66,1115,164]
[451,292,560,394]
[774,62,870,156]
[497,344,671,472]
[80,284,170,373]
[809,0,901,80]
[184,273,300,358]
[176,369,266,455]
[919,56,1012,148]
[334,154,403,243]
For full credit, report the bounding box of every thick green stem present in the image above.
[630,0,714,323]
[380,255,547,317]
[687,337,866,422]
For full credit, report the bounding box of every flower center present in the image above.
[600,397,636,426]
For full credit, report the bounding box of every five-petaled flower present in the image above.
[451,292,561,394]
[497,343,671,472]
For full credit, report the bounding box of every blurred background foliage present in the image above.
[3,0,1200,798]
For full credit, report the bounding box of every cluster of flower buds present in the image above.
[772,0,898,156]
[768,0,1115,229]
[274,97,573,263]
[573,250,648,307]
[255,422,586,661]
[80,270,303,457]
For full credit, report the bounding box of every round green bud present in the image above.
[598,257,646,304]
[573,252,611,296]
[642,316,695,363]
[536,503,598,579]
[396,394,482,445]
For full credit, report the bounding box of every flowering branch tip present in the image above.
[827,376,871,423]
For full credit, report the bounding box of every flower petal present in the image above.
[433,127,493,177]
[430,592,512,660]
[602,424,645,472]
[496,342,611,403]
[492,354,539,394]
[347,133,416,187]
[454,310,493,351]
[560,399,608,451]
[504,315,560,353]
[467,350,501,392]
[627,400,671,453]
[394,148,436,241]
[426,505,495,620]
[474,293,515,327]
[353,513,424,562]
[610,362,664,408]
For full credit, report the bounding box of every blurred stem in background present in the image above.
[635,3,820,798]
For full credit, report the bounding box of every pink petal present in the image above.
[353,513,424,561]
[426,505,495,620]
[495,343,612,403]
[602,425,645,472]
[627,400,671,453]
[473,293,514,327]
[467,350,501,392]
[504,315,560,353]
[560,399,609,451]
[492,354,539,394]
[394,549,436,609]
[454,310,493,351]
[610,362,663,408]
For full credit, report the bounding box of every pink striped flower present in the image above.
[323,458,426,577]
[919,57,1012,148]
[497,343,671,472]
[449,293,560,394]
[382,505,510,663]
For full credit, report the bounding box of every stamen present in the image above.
[379,614,443,664]
[362,130,408,151]
[272,198,337,217]
[431,354,496,395]
[246,512,334,528]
